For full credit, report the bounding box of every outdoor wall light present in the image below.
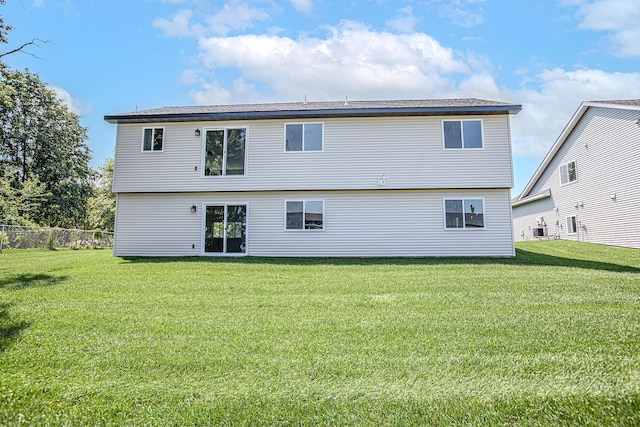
[195,129,201,137]
[191,205,197,213]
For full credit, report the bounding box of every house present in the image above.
[104,98,522,257]
[512,100,640,249]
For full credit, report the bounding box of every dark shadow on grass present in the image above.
[119,247,639,274]
[0,302,30,352]
[0,273,68,290]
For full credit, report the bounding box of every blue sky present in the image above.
[3,0,640,195]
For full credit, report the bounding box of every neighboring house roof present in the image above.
[512,188,551,207]
[104,98,521,124]
[513,99,640,206]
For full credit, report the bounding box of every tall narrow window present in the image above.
[566,215,578,234]
[559,161,577,185]
[286,200,324,230]
[444,198,485,229]
[142,128,164,151]
[285,123,323,151]
[443,120,483,149]
[204,128,246,176]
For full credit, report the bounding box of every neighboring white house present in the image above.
[104,98,522,257]
[512,100,640,249]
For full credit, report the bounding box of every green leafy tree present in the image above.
[0,68,94,228]
[0,166,47,226]
[85,158,115,231]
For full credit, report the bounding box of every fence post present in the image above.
[1,224,4,252]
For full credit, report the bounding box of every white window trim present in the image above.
[443,197,486,230]
[200,202,249,257]
[201,127,249,177]
[141,127,165,152]
[442,119,484,150]
[559,160,577,186]
[284,122,325,152]
[566,215,578,235]
[284,199,325,231]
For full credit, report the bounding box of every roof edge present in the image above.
[512,188,551,207]
[105,103,522,124]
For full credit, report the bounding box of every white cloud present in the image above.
[154,1,270,37]
[385,7,419,33]
[290,0,313,14]
[571,0,640,56]
[205,0,269,36]
[49,86,93,116]
[430,0,486,28]
[195,20,468,101]
[154,9,199,37]
[189,78,262,105]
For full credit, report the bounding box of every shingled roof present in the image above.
[590,99,640,107]
[104,98,521,124]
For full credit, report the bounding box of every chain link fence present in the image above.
[0,225,113,251]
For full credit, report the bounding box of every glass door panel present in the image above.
[226,205,246,253]
[205,206,224,253]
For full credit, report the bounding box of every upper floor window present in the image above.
[204,128,247,176]
[285,123,323,152]
[443,120,483,149]
[444,198,485,229]
[142,127,164,152]
[559,161,577,185]
[286,200,324,230]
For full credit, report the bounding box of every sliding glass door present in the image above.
[204,205,246,254]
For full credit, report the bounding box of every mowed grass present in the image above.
[0,241,639,426]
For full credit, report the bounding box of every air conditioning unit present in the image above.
[533,227,547,237]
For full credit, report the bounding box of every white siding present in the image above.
[513,106,640,249]
[114,190,514,257]
[113,115,513,193]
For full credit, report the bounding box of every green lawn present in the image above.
[0,241,639,426]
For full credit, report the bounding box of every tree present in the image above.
[0,1,44,62]
[0,68,94,228]
[0,165,47,226]
[85,158,115,231]
[0,0,10,46]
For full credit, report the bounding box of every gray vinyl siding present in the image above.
[114,189,514,257]
[513,105,640,249]
[113,115,513,193]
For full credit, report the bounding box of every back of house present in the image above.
[513,100,640,249]
[105,98,521,257]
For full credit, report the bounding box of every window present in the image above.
[286,200,324,230]
[204,128,247,176]
[444,198,485,229]
[142,128,164,151]
[566,215,578,234]
[443,120,483,149]
[285,123,323,151]
[559,161,577,185]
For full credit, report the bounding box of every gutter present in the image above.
[105,105,522,124]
